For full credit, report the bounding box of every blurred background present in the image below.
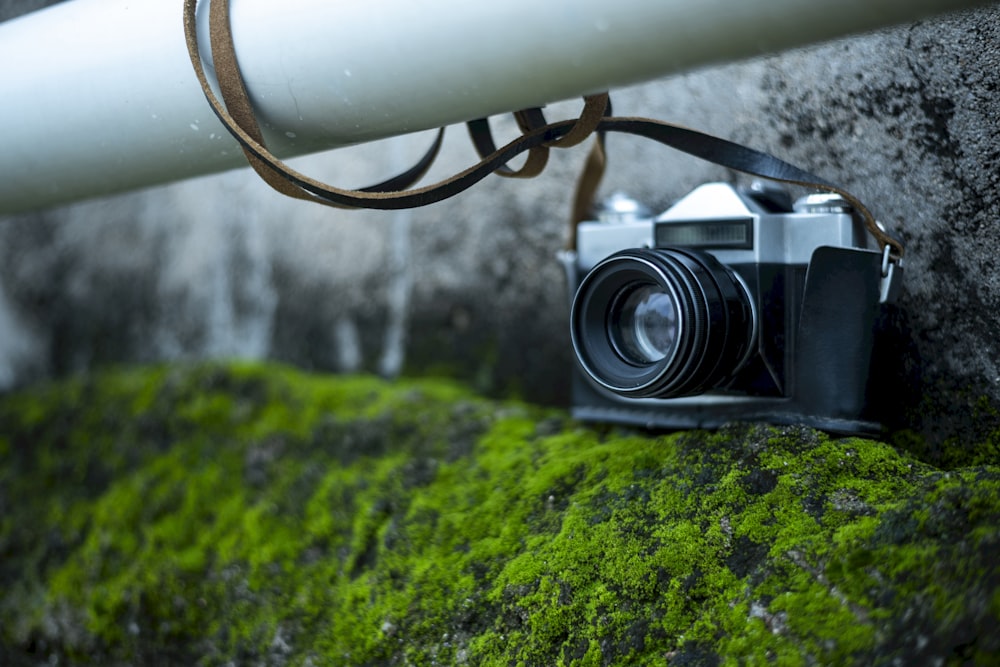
[1,1,999,446]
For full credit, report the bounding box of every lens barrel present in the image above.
[570,248,756,399]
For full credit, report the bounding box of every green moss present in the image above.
[1,362,999,665]
[892,389,1000,470]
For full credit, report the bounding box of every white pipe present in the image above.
[0,0,991,214]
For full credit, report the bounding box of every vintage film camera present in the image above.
[561,182,903,435]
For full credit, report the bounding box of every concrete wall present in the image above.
[1,1,999,445]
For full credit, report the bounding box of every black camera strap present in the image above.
[182,0,904,261]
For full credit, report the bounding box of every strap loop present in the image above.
[182,0,904,260]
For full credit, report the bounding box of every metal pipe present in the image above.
[0,0,991,214]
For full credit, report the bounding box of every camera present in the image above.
[561,182,903,435]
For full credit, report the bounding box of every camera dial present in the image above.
[571,247,756,399]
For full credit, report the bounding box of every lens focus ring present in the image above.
[570,247,755,399]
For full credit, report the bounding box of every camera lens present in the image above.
[610,284,679,365]
[570,248,756,399]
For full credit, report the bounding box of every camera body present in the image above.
[561,182,902,435]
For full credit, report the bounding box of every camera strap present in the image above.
[182,0,904,261]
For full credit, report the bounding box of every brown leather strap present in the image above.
[466,94,608,180]
[593,117,903,258]
[185,0,605,210]
[467,116,550,179]
[182,0,903,260]
[192,0,445,209]
[570,137,607,247]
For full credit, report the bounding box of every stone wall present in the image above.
[1,2,999,445]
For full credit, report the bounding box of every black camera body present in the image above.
[561,183,903,435]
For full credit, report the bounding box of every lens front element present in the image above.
[570,247,755,399]
[610,284,680,365]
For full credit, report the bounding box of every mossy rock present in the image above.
[1,362,999,665]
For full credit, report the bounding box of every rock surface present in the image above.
[1,363,998,665]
